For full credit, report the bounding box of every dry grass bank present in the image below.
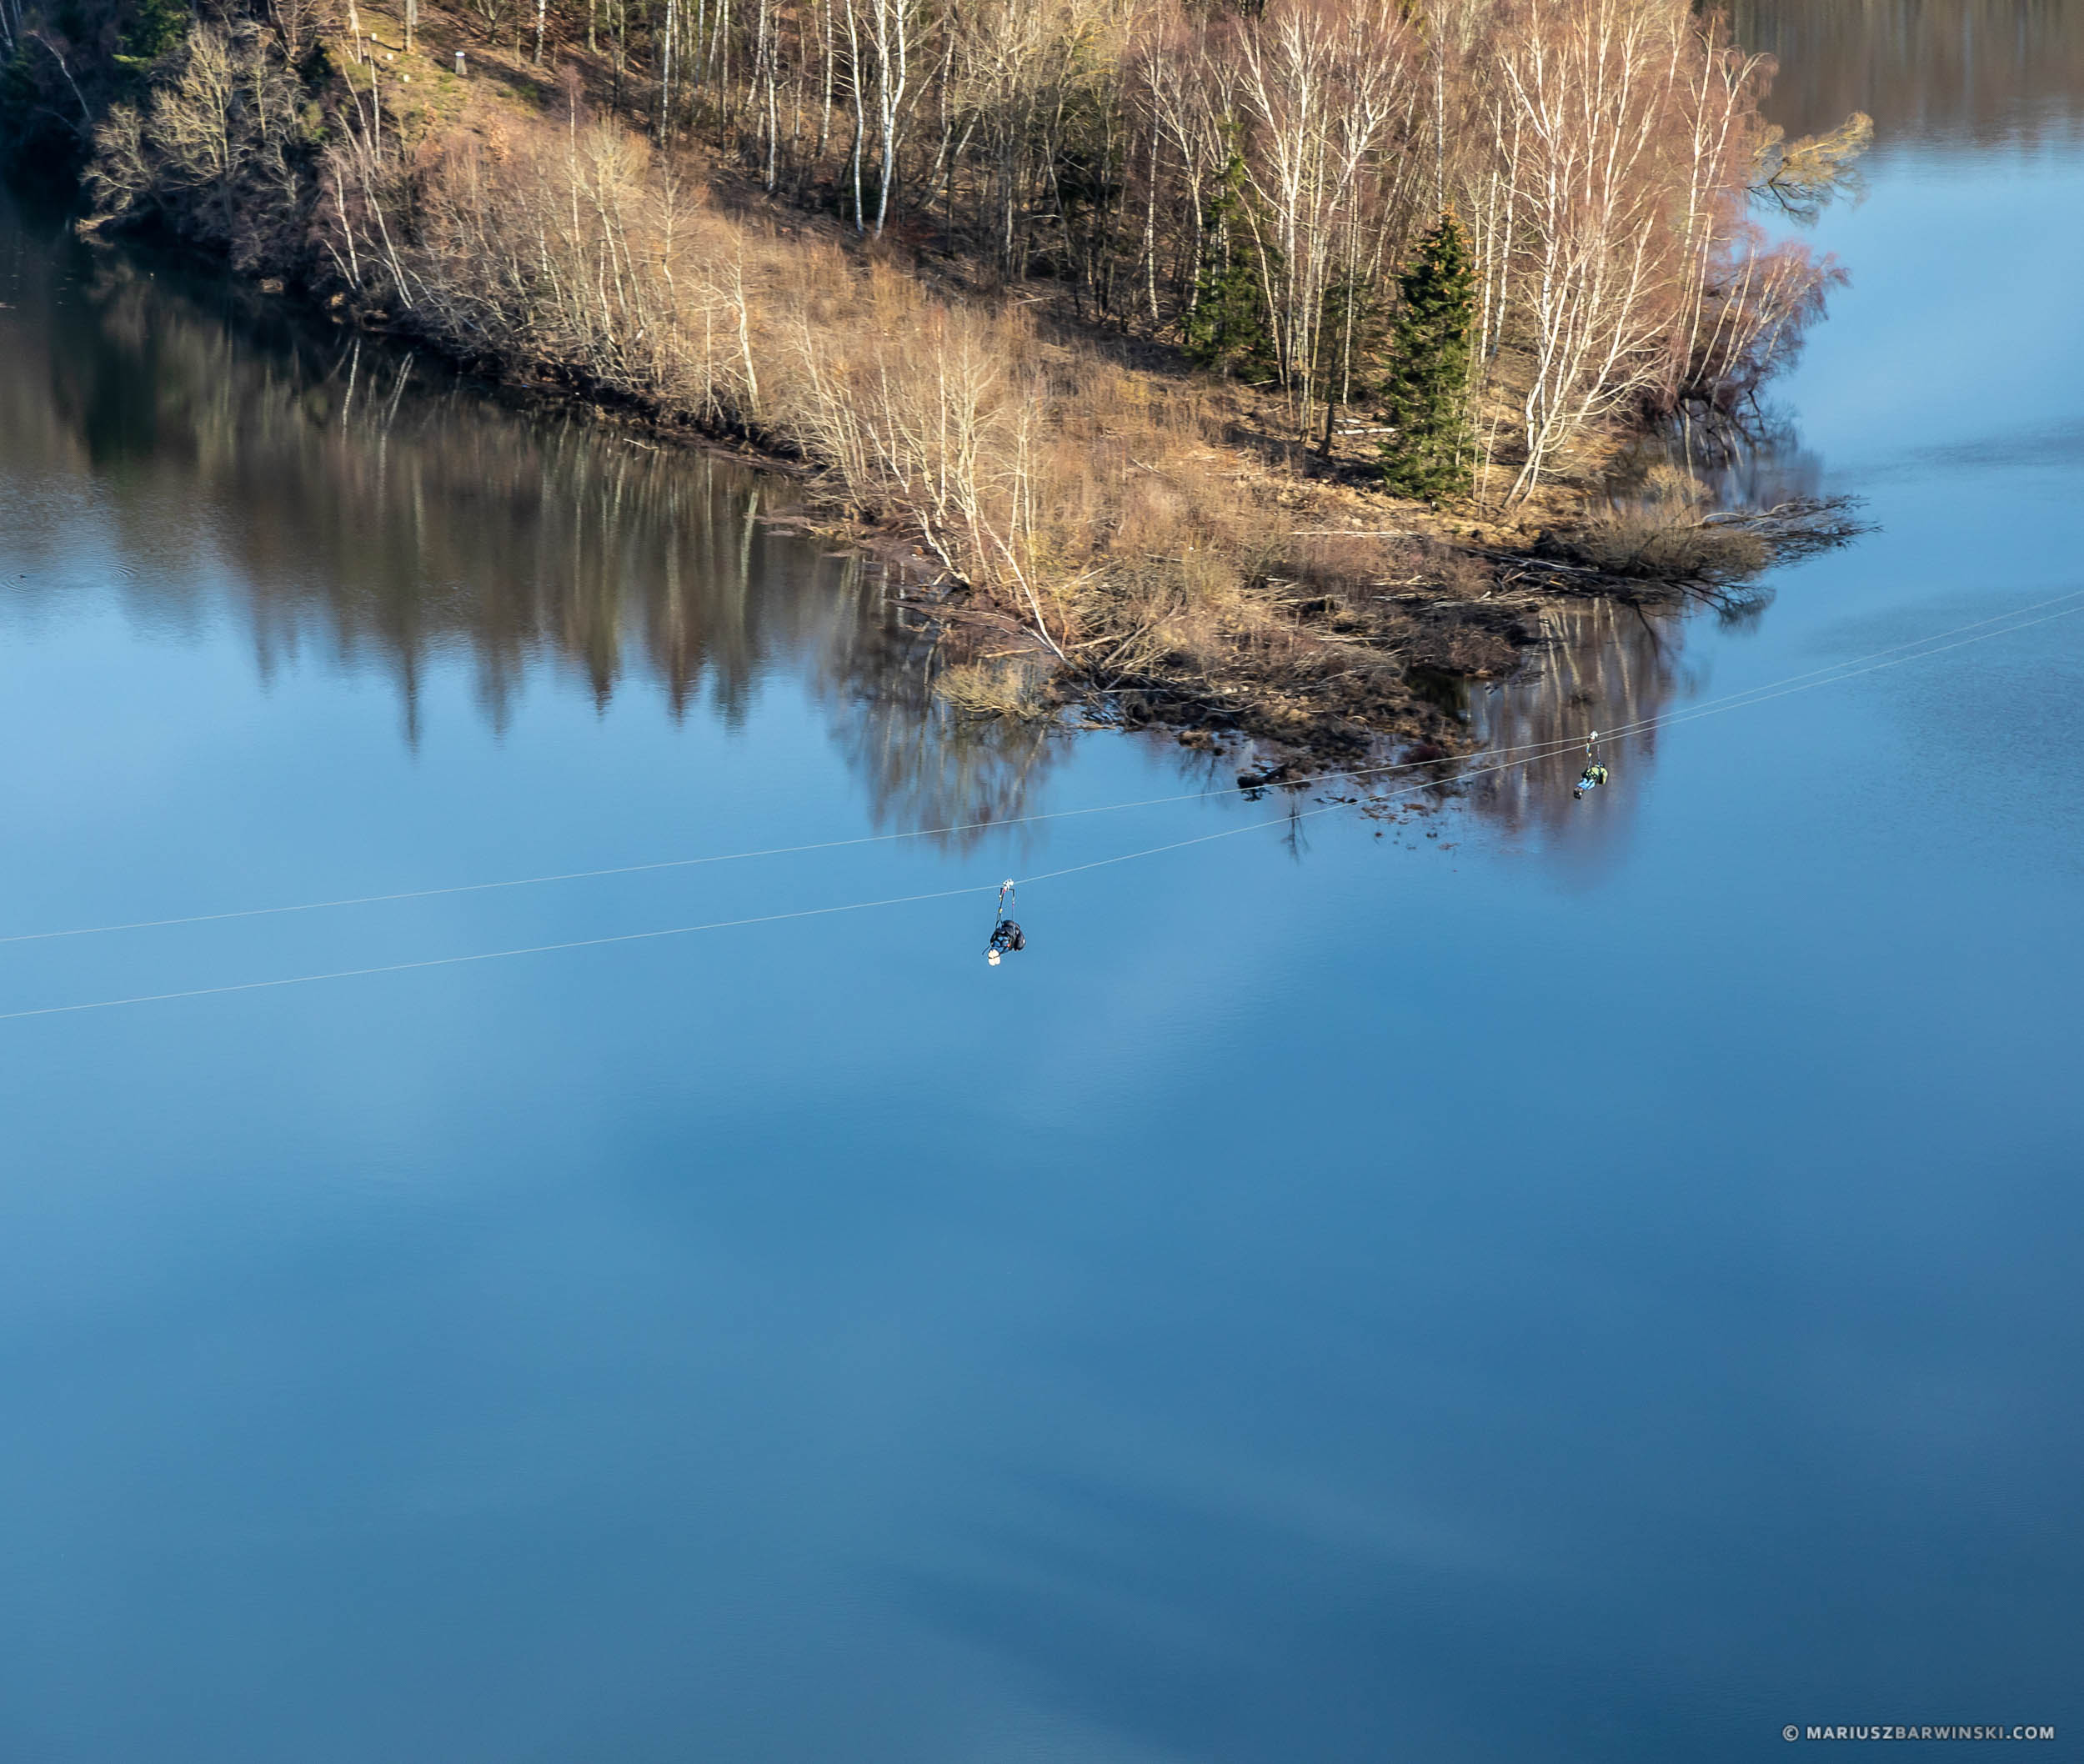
[287,79,1532,753]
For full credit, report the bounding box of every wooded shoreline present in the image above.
[3,0,1869,762]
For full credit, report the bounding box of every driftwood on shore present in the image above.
[1697,497,1873,557]
[1479,494,1871,609]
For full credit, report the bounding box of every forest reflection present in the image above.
[0,208,1708,854]
[1450,597,1695,839]
[1,193,1809,854]
[1732,0,2084,144]
[0,214,1063,846]
[6,4,2068,872]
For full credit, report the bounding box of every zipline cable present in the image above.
[0,885,987,1022]
[1622,598,2084,737]
[0,731,1590,948]
[1017,594,2084,889]
[7,584,2081,950]
[0,739,1590,1022]
[1493,584,2084,755]
[12,587,2084,1025]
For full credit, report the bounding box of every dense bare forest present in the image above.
[3,0,1867,751]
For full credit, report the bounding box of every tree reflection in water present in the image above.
[1731,0,2084,146]
[1453,598,1693,840]
[0,195,1834,864]
[0,218,1066,849]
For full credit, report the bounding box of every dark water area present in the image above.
[1,5,2081,1758]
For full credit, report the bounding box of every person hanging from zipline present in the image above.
[984,880,1025,965]
[1574,730,1609,800]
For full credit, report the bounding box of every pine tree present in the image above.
[119,0,191,65]
[1380,209,1477,502]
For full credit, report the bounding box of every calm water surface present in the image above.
[2,7,2080,1759]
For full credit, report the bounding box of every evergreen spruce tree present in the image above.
[1380,209,1477,501]
[119,0,191,66]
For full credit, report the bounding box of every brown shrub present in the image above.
[1565,469,1769,583]
[933,658,1055,720]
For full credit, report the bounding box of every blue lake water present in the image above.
[1,10,2079,1759]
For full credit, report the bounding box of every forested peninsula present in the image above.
[2,0,1869,757]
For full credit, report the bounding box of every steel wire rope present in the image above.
[1014,594,2084,890]
[10,588,2084,1025]
[1499,584,2084,755]
[1587,594,2084,746]
[0,738,1601,1022]
[0,884,992,1021]
[7,584,2081,952]
[0,734,1588,948]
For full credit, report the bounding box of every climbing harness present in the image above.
[984,880,1025,966]
[1574,730,1608,799]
